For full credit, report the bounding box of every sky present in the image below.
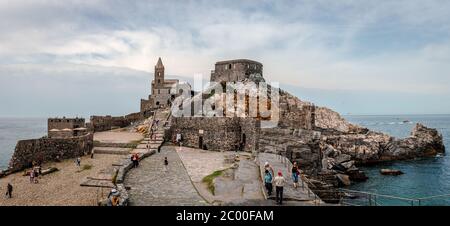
[0,0,449,117]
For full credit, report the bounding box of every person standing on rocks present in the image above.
[264,170,273,196]
[5,183,13,198]
[274,171,286,205]
[291,162,300,189]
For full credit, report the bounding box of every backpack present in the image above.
[264,173,272,183]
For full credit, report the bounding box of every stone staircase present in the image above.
[113,108,171,205]
[81,108,172,205]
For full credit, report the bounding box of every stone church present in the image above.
[140,57,180,114]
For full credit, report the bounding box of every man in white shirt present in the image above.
[273,171,286,205]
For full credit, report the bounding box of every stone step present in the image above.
[80,179,115,188]
[93,147,132,155]
[131,148,157,154]
[136,143,161,149]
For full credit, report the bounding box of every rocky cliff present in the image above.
[272,88,445,198]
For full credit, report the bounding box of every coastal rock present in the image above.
[347,169,368,182]
[381,123,445,160]
[335,154,352,164]
[336,173,351,186]
[319,123,445,165]
[341,160,354,169]
[380,169,404,176]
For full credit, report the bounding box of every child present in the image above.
[264,169,273,196]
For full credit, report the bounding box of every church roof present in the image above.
[155,57,164,69]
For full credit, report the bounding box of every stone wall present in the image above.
[89,113,143,132]
[89,115,112,132]
[170,116,259,152]
[8,133,94,172]
[125,112,146,122]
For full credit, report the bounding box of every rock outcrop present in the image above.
[320,123,445,165]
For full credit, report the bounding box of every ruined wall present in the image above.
[111,116,129,128]
[89,115,112,132]
[170,116,259,152]
[239,118,260,152]
[125,112,145,122]
[8,133,94,172]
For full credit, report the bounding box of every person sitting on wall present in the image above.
[107,189,120,206]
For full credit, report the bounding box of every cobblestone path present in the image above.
[124,146,208,206]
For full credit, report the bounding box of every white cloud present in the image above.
[0,0,449,96]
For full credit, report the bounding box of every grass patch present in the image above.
[202,170,225,195]
[76,164,93,173]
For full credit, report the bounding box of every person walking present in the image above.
[76,157,81,167]
[5,183,13,198]
[164,157,169,172]
[176,133,182,146]
[291,162,300,188]
[29,169,34,183]
[131,154,139,168]
[274,171,286,205]
[264,169,273,196]
[33,168,39,184]
[264,162,275,178]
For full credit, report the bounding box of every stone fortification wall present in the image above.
[8,133,94,172]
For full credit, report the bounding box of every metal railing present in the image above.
[332,189,450,206]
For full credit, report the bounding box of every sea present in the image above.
[0,115,449,205]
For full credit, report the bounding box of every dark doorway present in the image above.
[199,136,203,149]
[240,133,246,151]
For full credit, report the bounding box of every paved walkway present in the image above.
[124,146,208,206]
[258,152,320,204]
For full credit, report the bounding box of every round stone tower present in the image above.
[210,59,263,83]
